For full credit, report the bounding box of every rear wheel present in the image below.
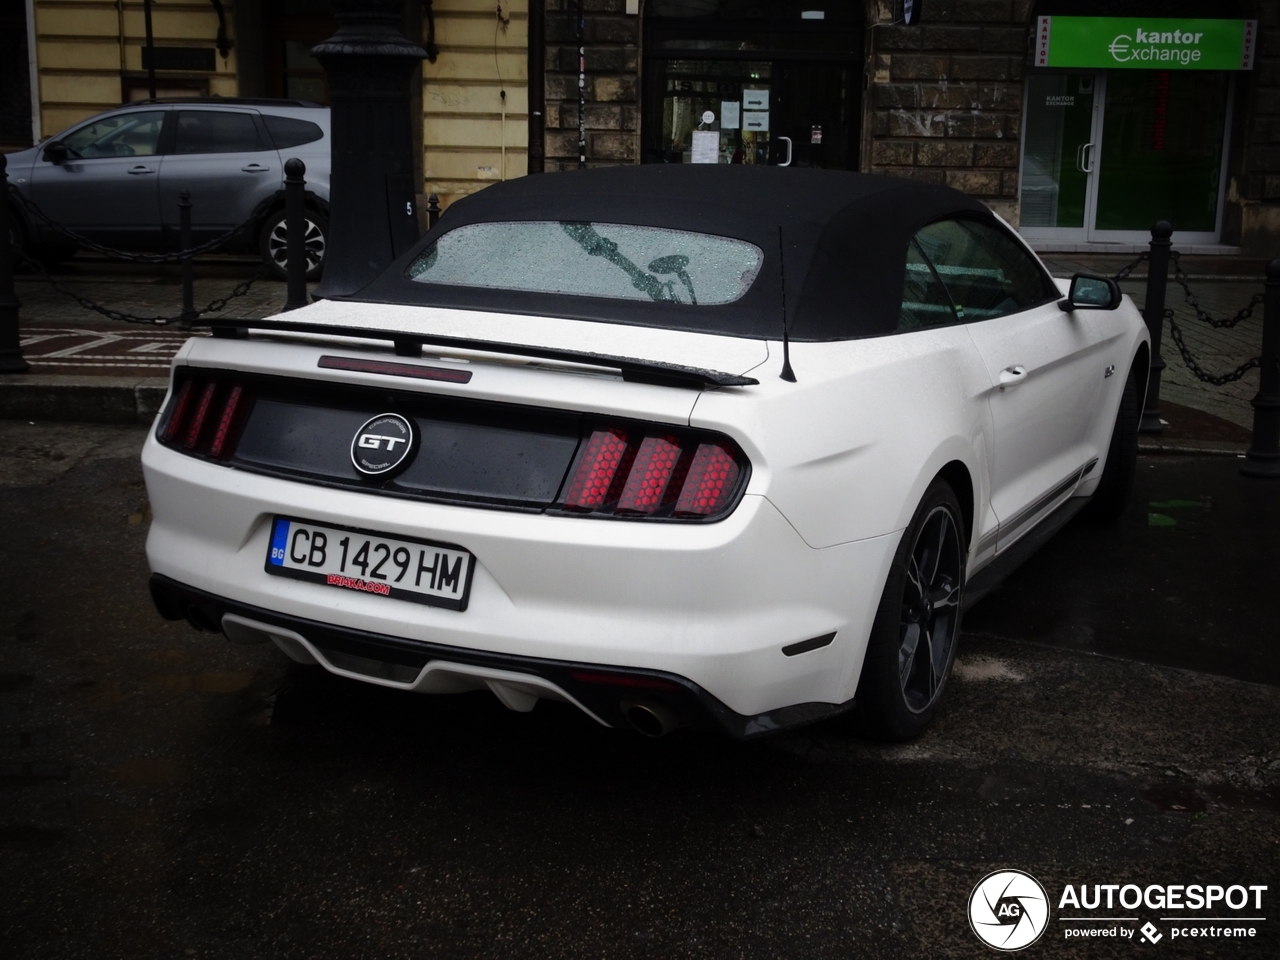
[851,478,965,742]
[1085,366,1140,520]
[259,208,327,280]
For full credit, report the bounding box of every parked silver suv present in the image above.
[6,98,330,279]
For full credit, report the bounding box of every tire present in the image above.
[851,478,966,742]
[1084,366,1140,521]
[259,208,328,281]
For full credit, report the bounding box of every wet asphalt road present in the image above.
[0,422,1277,960]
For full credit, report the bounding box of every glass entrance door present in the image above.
[1020,73,1098,237]
[644,58,857,169]
[1020,71,1233,244]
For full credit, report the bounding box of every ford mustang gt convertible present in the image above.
[142,166,1148,741]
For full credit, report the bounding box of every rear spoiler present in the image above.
[198,318,760,390]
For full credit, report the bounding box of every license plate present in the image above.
[264,517,475,611]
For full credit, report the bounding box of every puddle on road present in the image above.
[140,671,255,694]
[1147,496,1212,528]
[952,657,1026,683]
[111,758,182,786]
[1140,781,1280,814]
[0,824,65,847]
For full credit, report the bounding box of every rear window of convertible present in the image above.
[405,221,764,306]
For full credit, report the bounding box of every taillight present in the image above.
[159,372,251,460]
[675,442,741,517]
[160,380,194,443]
[558,424,747,521]
[562,428,629,510]
[209,384,243,458]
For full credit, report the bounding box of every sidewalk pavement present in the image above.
[0,250,1269,456]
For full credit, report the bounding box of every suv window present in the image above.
[912,219,1058,322]
[174,111,262,154]
[63,111,165,159]
[262,115,324,149]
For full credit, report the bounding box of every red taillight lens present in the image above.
[675,442,741,517]
[160,373,251,461]
[161,380,194,443]
[208,384,243,458]
[559,425,746,521]
[617,435,683,514]
[184,381,218,448]
[562,428,629,510]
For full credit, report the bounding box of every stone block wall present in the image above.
[1234,0,1280,254]
[541,0,641,170]
[865,0,1034,225]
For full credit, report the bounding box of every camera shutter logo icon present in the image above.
[969,869,1050,951]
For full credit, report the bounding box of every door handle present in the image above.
[127,165,155,175]
[777,136,793,167]
[241,164,271,173]
[1078,142,1095,174]
[998,365,1028,388]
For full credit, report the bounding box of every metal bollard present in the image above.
[178,189,196,323]
[1241,259,1280,478]
[427,193,441,230]
[1139,221,1172,433]
[284,158,308,311]
[0,154,30,373]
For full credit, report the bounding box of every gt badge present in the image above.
[351,413,416,477]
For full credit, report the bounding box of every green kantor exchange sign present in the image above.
[1035,16,1257,70]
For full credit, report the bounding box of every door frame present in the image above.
[1018,69,1236,246]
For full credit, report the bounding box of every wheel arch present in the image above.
[1131,341,1150,418]
[935,459,975,551]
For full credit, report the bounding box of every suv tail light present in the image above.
[158,373,252,460]
[556,425,747,521]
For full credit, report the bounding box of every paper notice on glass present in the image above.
[720,101,741,129]
[742,89,769,111]
[742,111,769,132]
[690,129,720,164]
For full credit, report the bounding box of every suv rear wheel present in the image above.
[259,209,327,280]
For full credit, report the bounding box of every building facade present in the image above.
[5,0,1280,254]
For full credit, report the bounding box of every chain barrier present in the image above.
[1109,246,1264,387]
[1110,252,1148,283]
[1170,251,1266,329]
[8,183,267,264]
[12,243,266,325]
[1164,307,1262,386]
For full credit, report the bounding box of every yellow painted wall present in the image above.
[29,0,528,208]
[423,0,528,207]
[33,0,238,140]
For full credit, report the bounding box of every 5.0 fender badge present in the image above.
[351,413,416,477]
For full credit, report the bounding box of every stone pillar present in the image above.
[311,0,428,300]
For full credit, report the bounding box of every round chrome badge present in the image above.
[350,413,416,477]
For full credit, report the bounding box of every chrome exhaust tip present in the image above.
[621,700,682,738]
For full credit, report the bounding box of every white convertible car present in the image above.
[142,166,1148,741]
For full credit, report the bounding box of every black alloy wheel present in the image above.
[898,503,963,714]
[851,477,965,742]
[260,209,328,281]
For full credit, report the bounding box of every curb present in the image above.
[1138,437,1248,457]
[0,375,168,424]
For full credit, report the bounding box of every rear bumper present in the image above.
[143,432,899,718]
[150,574,853,739]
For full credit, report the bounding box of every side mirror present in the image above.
[1058,273,1122,311]
[43,142,69,165]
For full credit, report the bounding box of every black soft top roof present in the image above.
[353,165,994,341]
